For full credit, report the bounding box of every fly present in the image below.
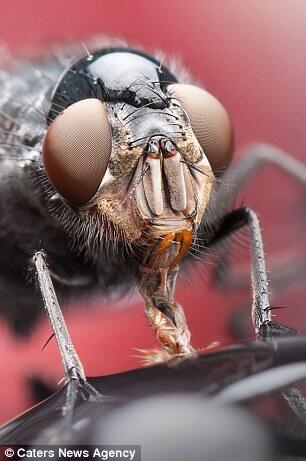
[2,39,305,402]
[39,45,233,365]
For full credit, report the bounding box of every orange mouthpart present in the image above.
[151,229,193,271]
[169,229,193,269]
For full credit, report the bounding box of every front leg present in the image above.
[212,144,306,292]
[206,207,273,336]
[33,251,102,415]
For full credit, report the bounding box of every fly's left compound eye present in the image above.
[43,98,112,206]
[167,83,234,174]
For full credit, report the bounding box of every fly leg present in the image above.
[209,209,306,428]
[33,251,102,415]
[206,207,277,337]
[213,143,306,291]
[210,144,306,336]
[224,143,306,194]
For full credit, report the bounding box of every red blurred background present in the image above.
[0,0,306,423]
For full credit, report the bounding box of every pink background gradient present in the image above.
[0,0,306,423]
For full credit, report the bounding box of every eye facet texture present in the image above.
[168,84,234,174]
[43,98,112,206]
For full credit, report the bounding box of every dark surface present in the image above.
[1,335,306,460]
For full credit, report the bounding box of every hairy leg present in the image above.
[33,251,102,417]
[206,207,273,336]
[210,144,306,335]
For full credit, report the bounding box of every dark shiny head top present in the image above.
[48,48,178,122]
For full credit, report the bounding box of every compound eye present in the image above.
[167,84,234,174]
[43,98,112,206]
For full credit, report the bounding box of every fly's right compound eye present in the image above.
[167,84,234,175]
[43,98,112,207]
